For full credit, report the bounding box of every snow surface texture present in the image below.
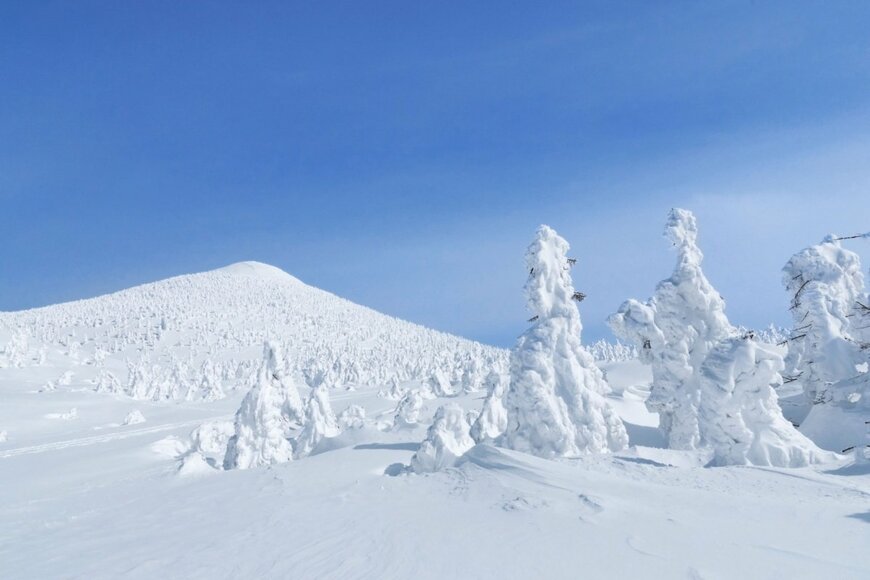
[782,237,870,452]
[609,208,735,450]
[500,225,628,457]
[2,260,869,579]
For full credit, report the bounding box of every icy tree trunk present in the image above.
[500,225,628,458]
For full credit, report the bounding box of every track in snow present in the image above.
[0,416,232,459]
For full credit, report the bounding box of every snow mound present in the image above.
[122,410,146,426]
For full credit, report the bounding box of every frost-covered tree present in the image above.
[223,342,299,470]
[698,336,828,467]
[411,404,475,473]
[293,383,341,459]
[427,369,456,398]
[501,225,628,458]
[95,370,122,395]
[783,234,870,452]
[782,235,868,403]
[393,390,424,429]
[122,410,146,426]
[609,208,733,450]
[337,404,367,430]
[470,371,508,443]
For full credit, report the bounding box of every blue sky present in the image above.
[2,1,870,346]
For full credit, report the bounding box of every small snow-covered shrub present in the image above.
[470,371,508,443]
[411,404,475,473]
[293,384,341,459]
[337,405,367,430]
[393,390,424,429]
[122,410,146,426]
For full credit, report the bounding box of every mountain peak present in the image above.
[216,261,301,283]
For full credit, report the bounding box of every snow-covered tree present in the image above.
[223,342,299,470]
[698,336,829,466]
[782,236,867,403]
[122,410,146,426]
[427,369,456,398]
[783,235,870,452]
[609,208,733,450]
[393,390,424,429]
[410,404,475,473]
[95,370,122,395]
[293,384,341,459]
[337,404,367,430]
[470,371,508,443]
[500,225,628,458]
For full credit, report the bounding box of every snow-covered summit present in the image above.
[216,261,303,283]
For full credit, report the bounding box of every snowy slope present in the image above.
[0,261,506,401]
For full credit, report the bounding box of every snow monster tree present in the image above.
[500,225,628,458]
[609,208,733,450]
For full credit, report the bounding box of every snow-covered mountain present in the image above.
[0,261,507,400]
[1,257,868,580]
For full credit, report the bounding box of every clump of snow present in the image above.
[122,410,146,426]
[501,225,628,458]
[410,404,475,473]
[609,208,734,450]
[190,421,235,457]
[470,371,508,443]
[0,430,7,443]
[223,342,300,470]
[698,336,830,467]
[337,405,366,430]
[293,383,341,459]
[45,407,78,420]
[177,450,217,478]
[150,436,189,458]
[393,390,424,429]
